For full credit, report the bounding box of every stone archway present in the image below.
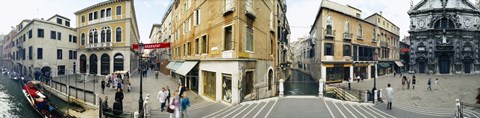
[89,54,98,74]
[101,54,110,75]
[80,55,87,73]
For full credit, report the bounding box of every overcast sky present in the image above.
[0,0,477,43]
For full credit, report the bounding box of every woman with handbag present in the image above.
[169,91,180,118]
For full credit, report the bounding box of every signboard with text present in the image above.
[132,42,170,50]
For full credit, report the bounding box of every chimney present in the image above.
[379,11,383,16]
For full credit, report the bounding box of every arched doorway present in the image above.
[101,54,110,75]
[438,55,450,74]
[80,55,87,73]
[114,54,124,71]
[417,58,426,73]
[268,69,273,91]
[89,54,98,74]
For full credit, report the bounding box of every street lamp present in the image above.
[137,43,144,115]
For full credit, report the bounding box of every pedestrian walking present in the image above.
[357,75,361,83]
[435,78,439,90]
[155,71,159,79]
[166,86,171,104]
[412,77,416,90]
[427,78,432,91]
[143,68,148,78]
[179,84,186,98]
[124,75,131,92]
[181,92,190,118]
[394,72,396,77]
[401,76,406,90]
[157,87,167,112]
[386,83,394,110]
[101,78,106,94]
[169,91,181,118]
[115,88,124,104]
[348,77,352,90]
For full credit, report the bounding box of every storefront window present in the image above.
[222,74,232,103]
[326,64,345,82]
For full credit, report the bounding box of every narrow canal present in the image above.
[0,74,68,117]
[284,70,319,96]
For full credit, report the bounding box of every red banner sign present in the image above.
[132,42,170,50]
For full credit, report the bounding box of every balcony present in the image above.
[380,41,388,48]
[343,33,352,41]
[324,29,335,38]
[372,38,378,43]
[87,42,112,50]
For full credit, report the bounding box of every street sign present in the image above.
[132,42,170,50]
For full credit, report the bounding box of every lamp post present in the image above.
[373,51,378,91]
[137,43,144,116]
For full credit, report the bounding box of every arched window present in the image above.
[89,54,98,74]
[101,30,106,43]
[89,29,97,44]
[358,24,363,37]
[116,27,122,42]
[434,18,455,29]
[326,16,333,35]
[94,31,98,43]
[101,54,110,75]
[80,55,86,73]
[114,53,124,71]
[81,33,85,45]
[107,28,111,42]
[268,69,273,90]
[102,26,111,43]
[344,21,350,33]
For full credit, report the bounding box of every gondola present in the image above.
[22,80,73,118]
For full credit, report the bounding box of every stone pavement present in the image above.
[53,70,206,115]
[336,73,480,117]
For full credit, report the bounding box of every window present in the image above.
[57,49,62,59]
[29,46,32,60]
[357,24,363,38]
[343,45,351,56]
[50,31,56,39]
[69,50,73,59]
[246,27,253,52]
[224,26,233,50]
[194,9,200,26]
[195,38,199,54]
[116,6,122,15]
[89,13,93,21]
[101,9,105,18]
[57,32,61,40]
[57,18,62,24]
[82,15,85,23]
[344,21,350,33]
[106,8,112,17]
[37,48,43,59]
[28,30,32,39]
[325,43,334,56]
[116,27,122,42]
[69,35,72,42]
[65,21,70,27]
[187,42,191,55]
[81,33,85,45]
[183,44,186,56]
[73,51,77,59]
[38,29,44,38]
[102,27,111,42]
[202,35,208,53]
[57,65,65,75]
[101,30,105,42]
[270,38,274,55]
[94,11,98,19]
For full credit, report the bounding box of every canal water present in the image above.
[284,70,319,96]
[0,74,68,118]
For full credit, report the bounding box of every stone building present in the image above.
[74,0,140,76]
[305,0,400,83]
[160,0,290,104]
[408,0,480,74]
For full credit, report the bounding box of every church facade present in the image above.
[409,0,480,74]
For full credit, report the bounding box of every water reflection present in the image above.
[285,70,319,96]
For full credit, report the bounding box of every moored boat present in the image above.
[22,81,73,118]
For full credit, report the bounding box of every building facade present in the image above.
[3,15,78,78]
[409,0,480,74]
[161,0,290,105]
[305,0,400,83]
[74,0,140,75]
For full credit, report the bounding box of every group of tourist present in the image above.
[400,75,440,91]
[101,72,131,94]
[158,84,190,118]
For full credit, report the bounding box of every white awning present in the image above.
[175,61,198,76]
[166,62,176,69]
[394,61,404,67]
[171,62,184,71]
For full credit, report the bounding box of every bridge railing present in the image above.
[41,73,100,105]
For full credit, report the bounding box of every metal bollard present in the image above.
[374,90,378,103]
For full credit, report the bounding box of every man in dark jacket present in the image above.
[179,84,187,98]
[102,96,111,112]
[115,88,124,104]
[112,99,123,115]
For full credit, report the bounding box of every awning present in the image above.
[394,61,404,67]
[171,62,184,71]
[378,63,391,68]
[175,61,198,76]
[166,62,176,69]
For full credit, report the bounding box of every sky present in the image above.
[287,0,477,42]
[0,0,477,43]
